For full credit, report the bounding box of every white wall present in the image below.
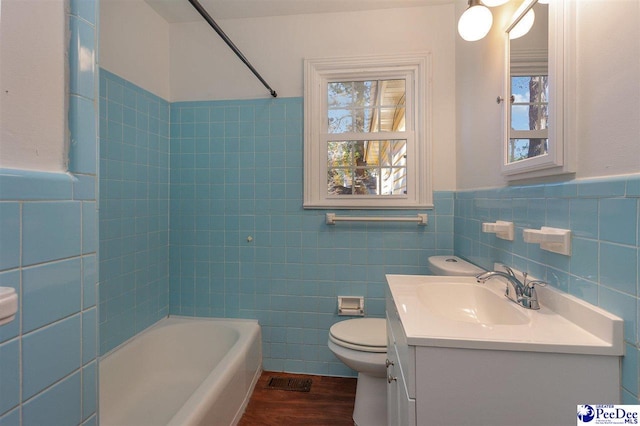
[100,3,465,191]
[100,0,171,100]
[169,4,458,190]
[574,0,640,179]
[455,0,510,190]
[170,5,453,100]
[456,0,640,190]
[0,0,67,172]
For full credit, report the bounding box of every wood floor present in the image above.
[238,371,357,426]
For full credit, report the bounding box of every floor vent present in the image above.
[266,376,312,392]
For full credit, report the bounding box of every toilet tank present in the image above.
[427,256,484,276]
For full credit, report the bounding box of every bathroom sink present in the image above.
[417,282,529,325]
[386,274,624,355]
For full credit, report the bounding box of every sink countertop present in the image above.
[386,274,624,356]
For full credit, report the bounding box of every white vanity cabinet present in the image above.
[386,290,416,426]
[385,276,623,426]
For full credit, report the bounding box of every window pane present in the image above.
[327,169,354,194]
[508,138,548,162]
[327,139,407,196]
[363,141,380,166]
[327,79,406,134]
[379,107,406,132]
[375,167,407,195]
[511,75,548,132]
[511,104,548,131]
[328,140,407,167]
[328,168,377,195]
[328,81,378,108]
[511,104,527,131]
[327,141,355,167]
[352,80,378,107]
[328,82,353,107]
[380,140,407,167]
[327,141,366,168]
[354,109,374,133]
[328,109,354,133]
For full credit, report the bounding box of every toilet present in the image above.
[328,318,387,426]
[328,256,483,426]
[427,255,484,276]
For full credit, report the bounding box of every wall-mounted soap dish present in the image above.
[0,287,18,326]
[523,227,572,256]
[482,221,514,241]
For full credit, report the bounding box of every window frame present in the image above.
[303,53,432,209]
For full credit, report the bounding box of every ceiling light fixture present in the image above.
[457,0,493,42]
[481,0,510,6]
[509,0,536,39]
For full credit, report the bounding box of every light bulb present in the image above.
[509,8,535,39]
[482,0,510,7]
[458,3,493,42]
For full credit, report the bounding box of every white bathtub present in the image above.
[99,317,262,426]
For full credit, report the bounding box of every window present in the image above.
[508,74,549,163]
[303,54,432,209]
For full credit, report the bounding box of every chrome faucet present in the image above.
[475,265,546,310]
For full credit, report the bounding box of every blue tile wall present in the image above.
[0,203,19,270]
[0,0,98,423]
[169,98,453,375]
[98,70,170,354]
[22,371,82,426]
[0,340,19,415]
[22,202,82,266]
[22,315,81,400]
[22,258,82,333]
[454,174,640,403]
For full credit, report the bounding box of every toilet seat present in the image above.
[329,318,386,353]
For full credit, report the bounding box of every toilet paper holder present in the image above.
[338,296,364,316]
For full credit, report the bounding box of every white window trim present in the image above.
[303,53,432,209]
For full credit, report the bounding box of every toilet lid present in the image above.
[329,318,386,349]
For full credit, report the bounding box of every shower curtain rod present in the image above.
[187,0,278,98]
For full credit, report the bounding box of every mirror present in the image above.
[502,0,575,179]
